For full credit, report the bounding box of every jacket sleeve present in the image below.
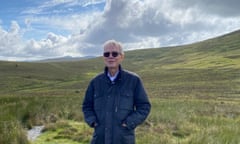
[82,81,97,127]
[125,77,151,130]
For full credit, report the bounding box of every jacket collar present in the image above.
[104,65,122,82]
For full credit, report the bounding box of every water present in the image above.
[27,126,44,141]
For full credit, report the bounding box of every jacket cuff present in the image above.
[90,122,98,128]
[125,121,136,130]
[86,117,97,128]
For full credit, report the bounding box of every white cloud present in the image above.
[22,0,105,15]
[24,33,67,54]
[1,0,240,61]
[0,21,24,56]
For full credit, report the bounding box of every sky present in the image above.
[1,0,240,61]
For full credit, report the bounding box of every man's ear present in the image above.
[120,54,125,61]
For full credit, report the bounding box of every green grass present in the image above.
[134,98,240,144]
[0,30,240,144]
[33,120,92,144]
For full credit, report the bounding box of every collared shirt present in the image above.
[107,71,119,82]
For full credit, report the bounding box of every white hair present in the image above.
[103,40,124,54]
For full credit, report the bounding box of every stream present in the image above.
[27,126,44,141]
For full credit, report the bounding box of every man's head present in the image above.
[103,40,124,69]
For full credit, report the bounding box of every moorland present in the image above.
[0,30,240,144]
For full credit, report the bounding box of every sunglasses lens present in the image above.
[103,52,120,57]
[112,52,119,57]
[104,52,110,57]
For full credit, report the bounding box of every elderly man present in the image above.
[82,40,151,144]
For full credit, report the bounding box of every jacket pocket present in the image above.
[119,91,134,110]
[91,125,104,144]
[93,93,104,110]
[119,126,135,144]
[93,93,105,125]
[121,134,135,144]
[116,91,134,122]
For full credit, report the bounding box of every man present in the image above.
[82,40,151,144]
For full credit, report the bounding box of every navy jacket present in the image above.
[82,66,151,144]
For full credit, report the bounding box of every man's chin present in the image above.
[107,64,118,69]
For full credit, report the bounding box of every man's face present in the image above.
[103,44,124,69]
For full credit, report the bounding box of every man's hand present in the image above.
[91,122,98,127]
[122,123,127,127]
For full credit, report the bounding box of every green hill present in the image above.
[125,29,240,69]
[0,30,240,144]
[122,30,240,99]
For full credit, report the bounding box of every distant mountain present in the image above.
[36,56,96,62]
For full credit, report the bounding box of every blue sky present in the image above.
[0,0,105,39]
[1,0,240,61]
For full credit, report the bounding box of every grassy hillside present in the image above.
[0,30,240,144]
[125,30,240,69]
